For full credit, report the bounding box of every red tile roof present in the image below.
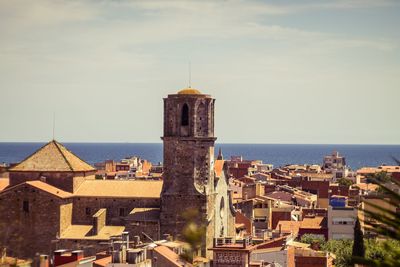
[0,178,9,191]
[0,180,72,198]
[215,160,224,177]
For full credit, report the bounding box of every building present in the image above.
[0,88,235,261]
[160,88,235,258]
[209,237,256,267]
[327,205,357,239]
[323,151,349,179]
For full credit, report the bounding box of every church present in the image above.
[0,88,235,259]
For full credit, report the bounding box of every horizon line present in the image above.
[0,141,400,146]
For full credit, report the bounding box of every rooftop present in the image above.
[177,87,201,95]
[0,180,72,198]
[60,225,125,240]
[9,140,95,172]
[153,245,190,267]
[0,178,9,191]
[73,180,162,198]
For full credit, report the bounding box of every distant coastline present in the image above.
[1,142,400,170]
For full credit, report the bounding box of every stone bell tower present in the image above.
[160,87,217,256]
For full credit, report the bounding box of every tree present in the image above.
[180,208,206,265]
[337,177,353,187]
[353,158,400,267]
[299,234,325,250]
[352,218,365,259]
[321,239,353,267]
[366,171,391,184]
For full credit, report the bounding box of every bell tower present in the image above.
[160,87,216,256]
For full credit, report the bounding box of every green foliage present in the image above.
[337,177,353,187]
[353,168,400,267]
[321,239,353,267]
[361,239,400,266]
[366,171,391,184]
[352,218,365,258]
[180,208,206,264]
[299,234,325,250]
[300,233,325,244]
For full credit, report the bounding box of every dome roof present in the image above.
[177,88,201,95]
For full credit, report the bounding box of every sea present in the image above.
[1,143,400,171]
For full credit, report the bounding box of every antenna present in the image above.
[52,112,56,140]
[188,60,191,88]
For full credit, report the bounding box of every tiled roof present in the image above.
[354,183,379,191]
[265,191,311,206]
[9,140,95,172]
[154,246,190,267]
[74,180,162,198]
[215,160,224,177]
[276,221,301,236]
[0,180,72,198]
[27,180,73,198]
[300,216,325,229]
[0,178,9,191]
[60,225,125,240]
[93,256,111,267]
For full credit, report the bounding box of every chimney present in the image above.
[133,236,140,248]
[39,255,49,267]
[122,232,129,249]
[71,250,84,261]
[54,250,83,267]
[91,209,106,235]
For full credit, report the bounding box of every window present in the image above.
[332,217,354,225]
[181,104,189,126]
[23,200,29,213]
[119,208,126,217]
[85,207,91,216]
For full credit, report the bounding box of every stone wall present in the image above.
[0,183,71,258]
[9,171,95,193]
[60,202,73,234]
[72,197,159,225]
[124,221,160,241]
[92,209,106,235]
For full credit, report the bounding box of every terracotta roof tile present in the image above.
[0,180,72,198]
[276,221,301,236]
[300,216,324,229]
[214,160,224,177]
[93,256,111,267]
[60,225,125,240]
[0,178,9,191]
[9,140,95,172]
[74,180,162,198]
[154,246,191,267]
[27,180,72,198]
[354,183,379,191]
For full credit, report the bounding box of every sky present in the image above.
[0,0,399,144]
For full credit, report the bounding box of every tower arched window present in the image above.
[181,104,189,126]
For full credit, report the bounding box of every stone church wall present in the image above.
[72,197,160,225]
[0,184,71,258]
